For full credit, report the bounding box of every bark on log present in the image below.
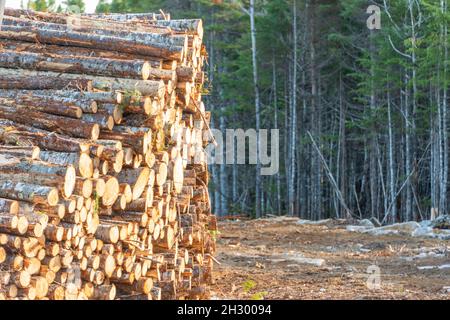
[2,16,188,50]
[0,198,19,214]
[0,50,151,80]
[0,145,40,160]
[0,24,185,61]
[0,97,82,119]
[0,126,89,154]
[0,40,163,69]
[39,151,93,179]
[0,158,76,198]
[0,105,99,140]
[0,73,92,90]
[0,182,59,206]
[0,89,97,113]
[0,68,165,98]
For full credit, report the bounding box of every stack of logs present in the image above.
[0,8,217,300]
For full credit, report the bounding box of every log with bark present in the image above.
[0,8,215,301]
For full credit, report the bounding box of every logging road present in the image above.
[210,217,450,300]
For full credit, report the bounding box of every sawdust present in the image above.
[210,217,450,300]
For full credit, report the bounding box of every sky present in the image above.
[5,0,101,13]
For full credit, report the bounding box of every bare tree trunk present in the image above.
[272,55,281,216]
[409,0,419,221]
[219,113,228,215]
[440,0,448,216]
[387,89,397,223]
[369,30,378,220]
[206,12,221,216]
[289,0,298,216]
[404,71,412,222]
[284,74,290,216]
[337,72,349,219]
[249,0,262,218]
[309,0,321,220]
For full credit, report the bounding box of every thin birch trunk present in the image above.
[249,0,262,218]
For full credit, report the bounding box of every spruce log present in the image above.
[0,181,58,206]
[0,89,97,113]
[0,97,82,119]
[0,159,76,198]
[0,40,163,69]
[95,224,119,244]
[0,105,99,140]
[39,151,93,179]
[2,16,188,51]
[0,198,19,214]
[0,145,40,160]
[0,50,151,80]
[0,68,165,98]
[0,74,92,90]
[0,25,185,61]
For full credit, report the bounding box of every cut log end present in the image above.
[47,188,59,207]
[91,124,100,141]
[64,165,77,198]
[102,177,119,207]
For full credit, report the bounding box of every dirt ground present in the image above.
[210,217,450,300]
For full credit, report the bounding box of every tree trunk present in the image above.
[250,0,262,218]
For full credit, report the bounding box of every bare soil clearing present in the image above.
[211,217,450,300]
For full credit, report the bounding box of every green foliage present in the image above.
[95,0,111,13]
[242,279,257,293]
[250,291,268,300]
[94,192,100,216]
[62,0,85,13]
[27,0,56,11]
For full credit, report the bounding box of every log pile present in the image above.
[0,8,216,300]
